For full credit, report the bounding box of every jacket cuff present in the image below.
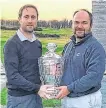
[34,84,41,93]
[67,84,74,93]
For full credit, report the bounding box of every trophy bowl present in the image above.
[38,43,64,99]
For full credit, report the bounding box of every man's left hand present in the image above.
[55,86,70,99]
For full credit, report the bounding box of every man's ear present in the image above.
[18,17,21,24]
[18,17,20,21]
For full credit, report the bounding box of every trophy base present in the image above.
[46,86,59,99]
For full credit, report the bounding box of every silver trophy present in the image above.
[38,43,63,99]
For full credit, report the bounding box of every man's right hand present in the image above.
[38,85,54,99]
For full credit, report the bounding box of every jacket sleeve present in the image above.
[67,43,106,93]
[4,40,40,92]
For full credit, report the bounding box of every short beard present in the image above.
[74,29,85,39]
[27,30,33,33]
[24,28,34,33]
[26,26,34,33]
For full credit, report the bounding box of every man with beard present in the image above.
[4,4,52,108]
[55,9,106,108]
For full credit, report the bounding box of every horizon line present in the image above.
[0,18,72,21]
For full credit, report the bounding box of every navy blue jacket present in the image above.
[4,34,42,96]
[61,32,106,97]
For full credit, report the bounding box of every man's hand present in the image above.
[38,85,54,99]
[55,86,70,99]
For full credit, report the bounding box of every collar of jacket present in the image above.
[70,32,92,46]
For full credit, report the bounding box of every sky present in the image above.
[0,0,92,21]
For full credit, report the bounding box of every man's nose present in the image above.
[77,23,83,28]
[28,17,32,22]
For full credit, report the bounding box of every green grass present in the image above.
[0,88,7,105]
[0,28,72,106]
[42,99,61,107]
[1,28,71,63]
[0,88,61,107]
[36,28,73,36]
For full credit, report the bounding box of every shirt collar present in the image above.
[17,29,36,42]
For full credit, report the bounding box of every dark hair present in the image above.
[73,9,92,26]
[18,4,38,19]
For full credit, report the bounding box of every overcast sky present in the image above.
[0,0,92,21]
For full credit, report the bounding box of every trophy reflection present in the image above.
[38,43,63,99]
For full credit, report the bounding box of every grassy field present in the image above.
[0,28,73,107]
[1,28,72,62]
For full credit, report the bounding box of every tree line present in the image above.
[1,19,72,30]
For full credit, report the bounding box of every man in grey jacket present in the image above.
[56,9,106,108]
